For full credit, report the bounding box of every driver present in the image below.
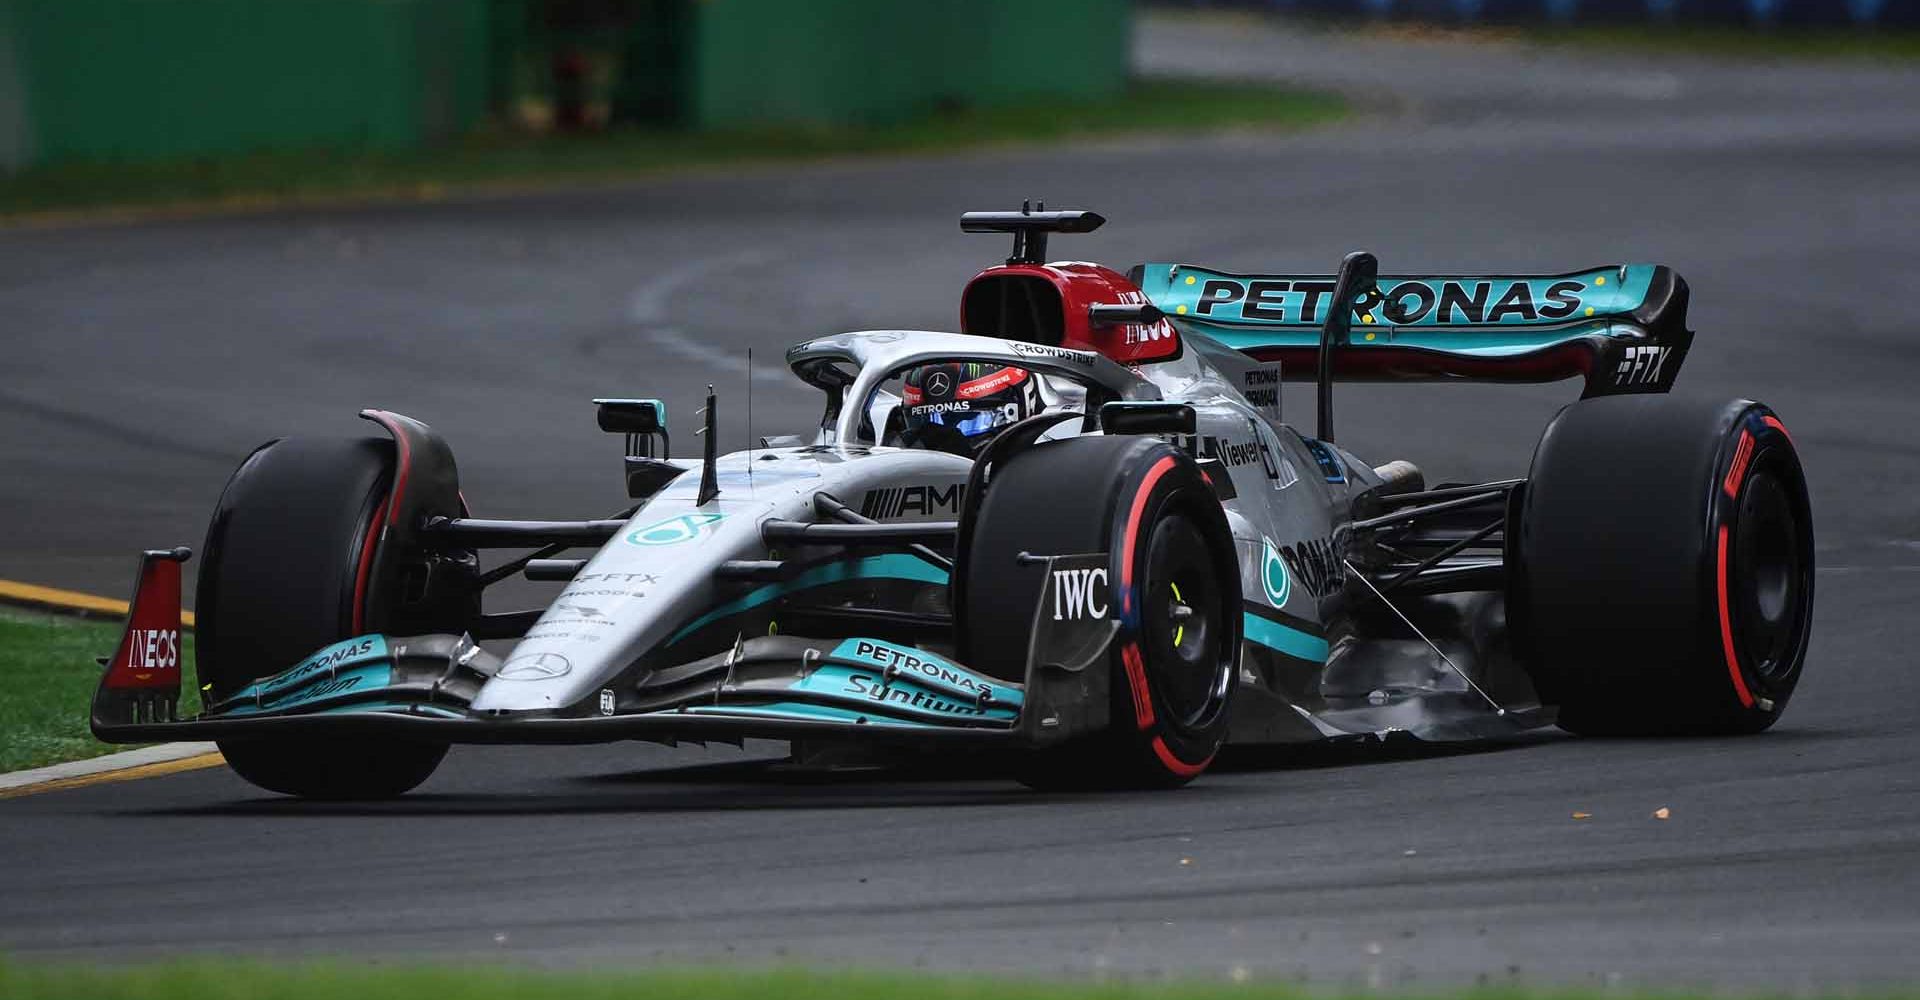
[897,362,1043,456]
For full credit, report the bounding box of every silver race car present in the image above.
[92,208,1815,797]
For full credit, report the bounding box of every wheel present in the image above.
[959,435,1241,788]
[1511,395,1814,736]
[197,436,449,798]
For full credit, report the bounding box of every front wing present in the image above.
[91,551,1117,750]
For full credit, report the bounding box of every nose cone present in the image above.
[468,499,768,713]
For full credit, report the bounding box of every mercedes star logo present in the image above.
[926,371,953,397]
[498,651,572,680]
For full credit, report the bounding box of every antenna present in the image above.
[697,384,720,506]
[745,346,754,487]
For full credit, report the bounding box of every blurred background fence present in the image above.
[0,0,1130,171]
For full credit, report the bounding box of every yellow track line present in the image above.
[0,752,226,800]
[0,578,195,627]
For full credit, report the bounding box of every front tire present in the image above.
[959,436,1241,788]
[1511,395,1814,736]
[198,436,449,798]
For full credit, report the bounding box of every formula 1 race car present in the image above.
[91,207,1815,798]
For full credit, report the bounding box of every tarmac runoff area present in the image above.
[3,15,1920,988]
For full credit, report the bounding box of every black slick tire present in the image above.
[959,435,1241,789]
[197,436,448,798]
[1511,395,1814,736]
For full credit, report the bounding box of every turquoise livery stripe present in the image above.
[666,553,949,645]
[1243,610,1329,663]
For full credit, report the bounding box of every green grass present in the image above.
[0,608,199,772]
[0,962,1778,1000]
[0,79,1346,222]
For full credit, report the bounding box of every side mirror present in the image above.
[595,398,665,436]
[1088,302,1163,327]
[594,398,670,462]
[596,399,673,493]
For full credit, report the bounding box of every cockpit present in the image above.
[785,330,1155,454]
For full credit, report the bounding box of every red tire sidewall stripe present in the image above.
[1761,414,1793,449]
[1714,409,1796,712]
[349,501,388,634]
[1114,452,1221,775]
[1118,455,1177,618]
[1121,642,1155,730]
[1722,430,1754,499]
[1715,523,1756,709]
[1151,735,1213,778]
[381,416,413,519]
[351,412,412,633]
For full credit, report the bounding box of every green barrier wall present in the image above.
[688,0,1132,128]
[0,0,489,169]
[0,0,1130,170]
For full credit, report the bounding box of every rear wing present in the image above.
[1132,262,1692,399]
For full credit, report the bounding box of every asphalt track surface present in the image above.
[4,15,1920,988]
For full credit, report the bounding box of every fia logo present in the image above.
[627,512,725,546]
[598,689,616,716]
[1615,345,1669,386]
[1051,567,1109,621]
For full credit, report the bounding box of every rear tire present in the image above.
[959,436,1241,789]
[1511,395,1814,736]
[198,436,449,798]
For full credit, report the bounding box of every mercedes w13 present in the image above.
[90,207,1815,797]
